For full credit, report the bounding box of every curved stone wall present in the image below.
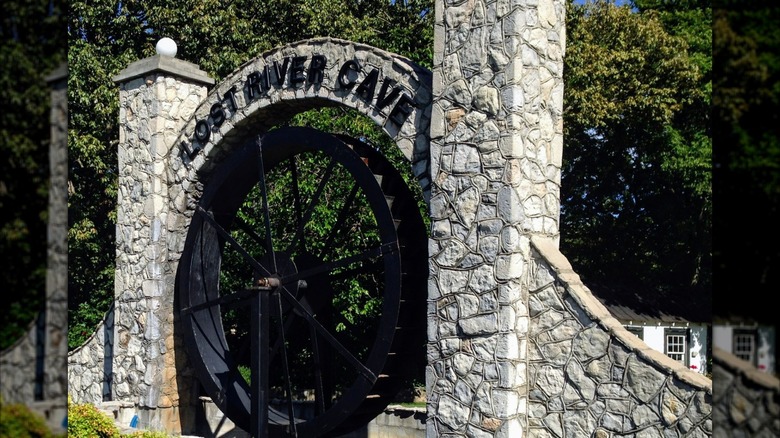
[0,316,40,403]
[528,236,713,436]
[712,347,780,436]
[67,308,111,404]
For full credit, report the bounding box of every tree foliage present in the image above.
[0,0,66,350]
[712,1,780,323]
[561,0,711,317]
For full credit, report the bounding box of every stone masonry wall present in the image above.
[0,317,39,403]
[529,237,713,437]
[113,67,209,432]
[712,347,780,436]
[67,309,111,404]
[426,0,566,436]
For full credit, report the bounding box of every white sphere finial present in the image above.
[156,37,177,57]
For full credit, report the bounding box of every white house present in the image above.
[587,283,711,375]
[713,320,776,375]
[623,323,709,374]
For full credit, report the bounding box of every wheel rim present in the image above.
[177,127,425,436]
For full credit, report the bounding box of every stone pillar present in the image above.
[42,62,68,432]
[427,0,565,435]
[111,50,213,433]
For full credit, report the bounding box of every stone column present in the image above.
[111,49,213,433]
[42,62,68,432]
[428,0,565,436]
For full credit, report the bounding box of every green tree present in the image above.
[712,1,780,324]
[0,0,66,350]
[560,0,711,317]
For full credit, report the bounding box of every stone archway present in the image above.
[166,39,434,435]
[69,37,434,435]
[172,37,433,204]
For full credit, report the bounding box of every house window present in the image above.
[733,329,757,365]
[665,328,687,365]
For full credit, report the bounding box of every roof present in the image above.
[585,282,711,325]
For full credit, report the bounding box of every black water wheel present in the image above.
[177,126,427,437]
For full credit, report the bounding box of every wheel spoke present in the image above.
[180,288,256,315]
[269,300,330,414]
[286,157,337,256]
[318,182,360,260]
[272,291,298,436]
[233,216,268,252]
[196,205,272,278]
[189,317,232,364]
[325,261,381,284]
[250,291,270,438]
[310,324,327,414]
[289,157,306,252]
[256,137,277,272]
[282,242,398,285]
[275,285,378,384]
[269,310,297,365]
